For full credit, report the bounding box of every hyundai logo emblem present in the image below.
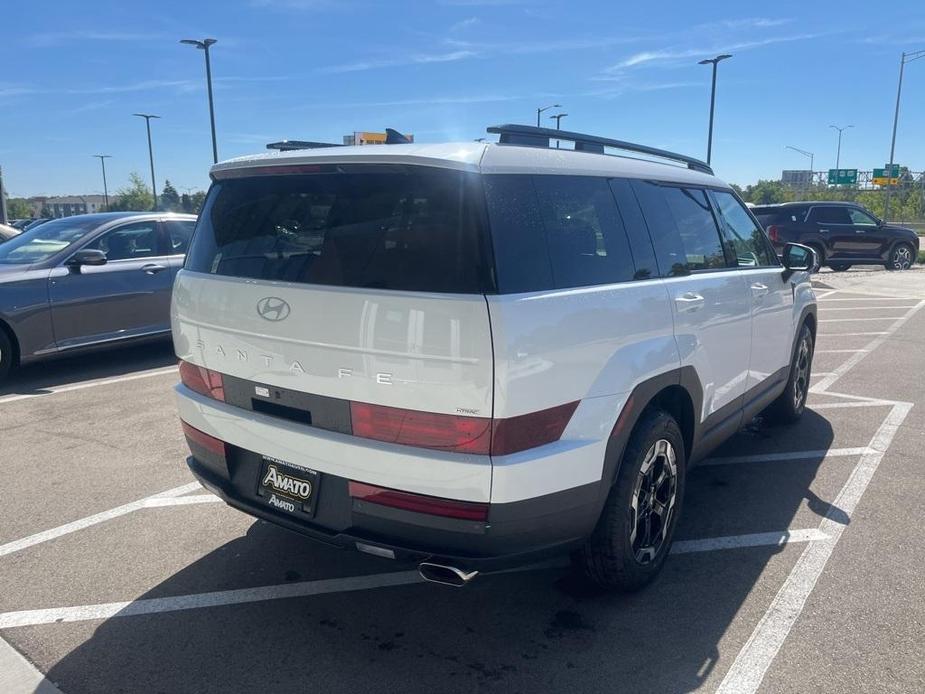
[256,297,291,321]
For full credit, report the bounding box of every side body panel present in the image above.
[0,267,56,360]
[486,280,679,502]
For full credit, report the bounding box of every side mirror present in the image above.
[65,248,107,269]
[782,242,814,276]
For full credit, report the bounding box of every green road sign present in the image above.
[873,164,901,178]
[827,169,858,185]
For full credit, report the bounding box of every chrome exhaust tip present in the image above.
[418,562,479,587]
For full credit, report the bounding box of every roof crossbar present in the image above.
[486,124,713,175]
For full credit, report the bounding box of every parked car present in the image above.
[10,219,33,230]
[0,223,20,242]
[753,201,920,271]
[0,212,196,381]
[22,218,52,232]
[173,124,816,592]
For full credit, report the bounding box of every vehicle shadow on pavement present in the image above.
[42,414,838,694]
[0,340,175,397]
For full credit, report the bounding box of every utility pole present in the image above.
[133,113,160,211]
[829,124,853,173]
[93,155,112,210]
[0,166,8,224]
[549,112,567,148]
[698,54,732,165]
[536,103,561,128]
[884,49,925,222]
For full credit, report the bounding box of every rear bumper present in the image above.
[186,449,599,571]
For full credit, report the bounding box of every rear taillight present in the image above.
[348,400,578,456]
[348,481,489,521]
[350,402,492,454]
[179,360,225,401]
[767,225,780,243]
[181,421,227,458]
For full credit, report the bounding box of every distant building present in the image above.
[28,195,116,218]
[343,131,414,146]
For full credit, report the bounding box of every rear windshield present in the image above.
[185,166,493,294]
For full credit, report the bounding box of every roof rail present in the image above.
[266,140,343,151]
[486,124,714,175]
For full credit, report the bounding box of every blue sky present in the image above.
[2,0,924,198]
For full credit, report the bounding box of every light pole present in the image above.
[133,113,160,211]
[92,155,112,210]
[884,49,925,222]
[536,103,561,127]
[785,146,814,199]
[829,124,853,173]
[180,38,219,163]
[698,54,732,166]
[549,112,567,148]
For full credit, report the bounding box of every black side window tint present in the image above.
[484,175,636,293]
[86,222,160,261]
[632,182,728,275]
[610,178,658,280]
[532,176,636,289]
[810,206,851,224]
[483,176,553,293]
[167,220,195,254]
[711,190,776,267]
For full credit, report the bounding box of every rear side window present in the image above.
[484,175,636,293]
[186,167,492,294]
[809,206,851,225]
[166,220,196,254]
[711,190,777,267]
[631,181,728,276]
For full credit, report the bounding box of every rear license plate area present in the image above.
[256,456,320,518]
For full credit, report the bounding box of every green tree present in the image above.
[6,198,33,218]
[190,191,207,214]
[159,180,180,211]
[110,172,154,211]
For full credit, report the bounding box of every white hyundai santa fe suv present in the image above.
[172,124,816,591]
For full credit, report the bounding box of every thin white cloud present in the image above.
[66,79,196,95]
[606,33,820,72]
[698,17,792,31]
[27,31,169,47]
[450,17,480,32]
[318,50,478,73]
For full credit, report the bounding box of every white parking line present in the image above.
[817,331,887,336]
[817,296,917,302]
[810,400,894,410]
[143,494,221,508]
[0,527,829,630]
[814,349,868,354]
[820,306,917,311]
[717,401,912,694]
[0,366,178,406]
[819,316,909,323]
[701,447,867,466]
[0,482,201,558]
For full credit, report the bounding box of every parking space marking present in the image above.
[701,447,867,466]
[670,529,828,554]
[817,296,917,302]
[820,306,917,311]
[817,331,887,336]
[0,527,830,630]
[0,482,200,559]
[143,494,221,508]
[0,366,178,406]
[810,400,894,410]
[717,401,913,694]
[815,349,868,354]
[813,300,925,393]
[819,316,910,322]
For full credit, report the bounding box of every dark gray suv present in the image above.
[0,212,196,382]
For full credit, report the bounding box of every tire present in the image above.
[0,329,12,383]
[576,409,686,591]
[829,263,851,272]
[763,323,814,424]
[886,243,915,271]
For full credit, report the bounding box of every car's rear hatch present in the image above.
[172,162,497,495]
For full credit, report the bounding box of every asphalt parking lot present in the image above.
[2,268,924,694]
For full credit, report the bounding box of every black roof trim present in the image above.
[266,140,343,151]
[486,124,714,175]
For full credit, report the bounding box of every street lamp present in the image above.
[92,154,112,210]
[549,113,567,149]
[884,48,925,221]
[133,113,160,211]
[785,146,814,198]
[536,103,561,127]
[829,124,853,173]
[180,38,219,164]
[698,54,732,165]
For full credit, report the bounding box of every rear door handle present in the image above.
[674,292,705,313]
[819,228,830,233]
[141,263,168,275]
[751,282,769,298]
